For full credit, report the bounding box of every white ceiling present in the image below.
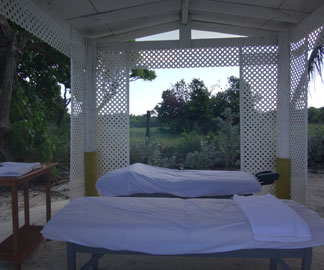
[40,0,324,41]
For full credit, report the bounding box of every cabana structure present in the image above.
[1,0,324,205]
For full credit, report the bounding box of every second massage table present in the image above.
[96,163,279,198]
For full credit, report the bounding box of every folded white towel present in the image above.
[233,194,311,242]
[0,162,42,177]
[1,162,41,170]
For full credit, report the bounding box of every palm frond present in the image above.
[308,43,324,81]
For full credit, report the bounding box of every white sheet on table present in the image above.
[234,194,311,242]
[41,197,324,255]
[96,163,261,197]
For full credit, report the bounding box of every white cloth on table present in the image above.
[233,194,311,242]
[41,197,324,255]
[96,163,261,197]
[0,162,41,177]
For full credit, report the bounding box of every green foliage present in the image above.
[47,115,70,164]
[9,85,54,161]
[130,68,157,82]
[155,77,240,134]
[184,139,220,169]
[211,76,240,126]
[217,108,240,168]
[308,126,324,170]
[130,127,240,170]
[5,23,71,163]
[130,141,177,168]
[308,107,324,124]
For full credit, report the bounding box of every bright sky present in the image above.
[129,30,324,115]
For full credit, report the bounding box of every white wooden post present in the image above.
[276,31,291,199]
[84,39,98,196]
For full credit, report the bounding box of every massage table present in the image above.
[41,195,324,270]
[96,163,279,198]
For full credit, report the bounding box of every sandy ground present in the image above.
[0,170,323,270]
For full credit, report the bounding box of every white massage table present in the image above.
[42,195,324,270]
[96,163,278,198]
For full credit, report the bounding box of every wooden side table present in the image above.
[0,163,58,270]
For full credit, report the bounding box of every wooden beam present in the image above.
[97,22,180,43]
[192,21,278,38]
[191,0,309,24]
[68,0,180,28]
[181,0,190,25]
[86,14,178,39]
[98,36,278,52]
[31,0,84,45]
[191,11,295,32]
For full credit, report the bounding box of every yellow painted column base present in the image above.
[275,157,291,199]
[85,151,99,196]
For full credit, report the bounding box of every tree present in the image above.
[0,17,72,161]
[211,76,240,126]
[0,15,30,160]
[130,69,156,82]
[0,18,157,161]
[186,79,213,133]
[155,79,189,133]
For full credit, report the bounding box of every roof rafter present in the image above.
[191,0,309,24]
[97,22,180,43]
[191,11,295,32]
[68,0,179,28]
[192,21,278,37]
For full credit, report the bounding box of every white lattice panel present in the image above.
[130,47,239,69]
[70,57,85,199]
[240,45,278,194]
[96,51,129,177]
[308,26,324,51]
[0,0,71,56]
[289,38,308,205]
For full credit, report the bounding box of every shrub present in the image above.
[308,127,324,171]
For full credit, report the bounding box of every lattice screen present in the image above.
[96,51,130,177]
[97,44,278,189]
[289,11,324,204]
[70,56,86,199]
[240,45,278,194]
[289,38,308,205]
[131,47,239,69]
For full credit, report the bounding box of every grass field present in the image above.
[130,127,182,147]
[131,125,324,145]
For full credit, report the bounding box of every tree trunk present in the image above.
[0,15,18,161]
